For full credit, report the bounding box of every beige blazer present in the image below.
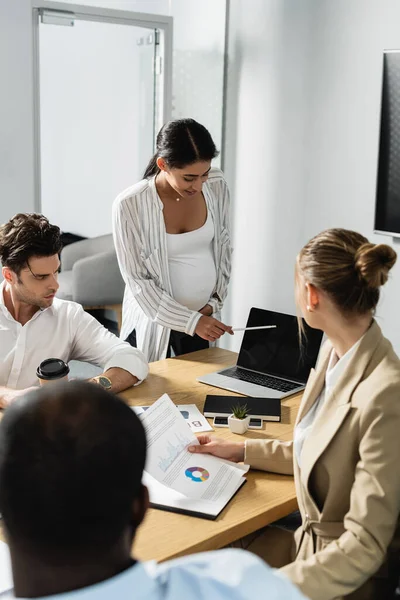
[245,321,400,600]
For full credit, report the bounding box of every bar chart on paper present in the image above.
[158,433,193,472]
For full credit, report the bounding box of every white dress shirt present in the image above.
[294,337,363,467]
[112,168,232,362]
[166,211,217,311]
[0,282,148,389]
[0,549,308,600]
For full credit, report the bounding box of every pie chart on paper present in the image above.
[185,466,210,482]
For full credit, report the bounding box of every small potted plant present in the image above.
[228,403,250,434]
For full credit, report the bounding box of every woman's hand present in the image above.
[188,435,245,463]
[199,304,213,316]
[195,315,233,341]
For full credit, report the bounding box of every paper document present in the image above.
[143,469,246,520]
[140,394,248,501]
[0,541,13,594]
[133,403,212,433]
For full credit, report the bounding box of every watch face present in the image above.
[98,376,112,390]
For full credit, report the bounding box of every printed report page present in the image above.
[140,394,248,501]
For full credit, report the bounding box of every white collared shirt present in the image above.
[0,282,148,390]
[294,337,363,467]
[0,550,307,600]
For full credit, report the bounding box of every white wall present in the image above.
[0,0,35,224]
[223,0,314,350]
[302,0,400,354]
[223,0,400,355]
[168,0,226,159]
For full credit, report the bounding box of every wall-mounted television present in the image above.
[375,50,400,238]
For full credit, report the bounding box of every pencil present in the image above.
[232,325,277,332]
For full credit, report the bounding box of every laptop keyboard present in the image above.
[221,367,300,392]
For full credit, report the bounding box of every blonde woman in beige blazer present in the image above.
[189,228,400,600]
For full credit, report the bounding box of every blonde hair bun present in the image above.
[354,243,397,288]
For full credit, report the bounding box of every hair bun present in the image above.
[354,242,397,288]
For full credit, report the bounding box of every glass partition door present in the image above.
[34,4,172,237]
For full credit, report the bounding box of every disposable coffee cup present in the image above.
[36,358,70,386]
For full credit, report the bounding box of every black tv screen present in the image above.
[375,51,400,237]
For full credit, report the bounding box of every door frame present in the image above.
[31,0,173,212]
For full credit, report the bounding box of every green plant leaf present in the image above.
[231,403,248,419]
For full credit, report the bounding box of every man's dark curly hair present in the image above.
[0,213,62,274]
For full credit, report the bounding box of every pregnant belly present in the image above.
[169,255,217,311]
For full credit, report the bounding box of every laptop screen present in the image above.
[236,308,323,384]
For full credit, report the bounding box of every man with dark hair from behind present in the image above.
[0,213,148,407]
[0,382,307,599]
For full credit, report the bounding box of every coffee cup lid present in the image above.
[36,358,70,380]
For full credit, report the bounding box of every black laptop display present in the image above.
[198,307,324,398]
[236,308,323,384]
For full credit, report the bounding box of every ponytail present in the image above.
[143,154,159,179]
[142,119,218,181]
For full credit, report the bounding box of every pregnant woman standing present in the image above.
[113,118,233,362]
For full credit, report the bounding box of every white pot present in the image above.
[228,414,250,434]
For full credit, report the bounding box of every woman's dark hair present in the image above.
[143,118,219,178]
[0,213,62,275]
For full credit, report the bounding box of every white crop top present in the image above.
[166,212,217,312]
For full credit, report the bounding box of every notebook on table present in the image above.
[204,395,281,422]
[198,307,323,398]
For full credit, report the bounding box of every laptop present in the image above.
[197,307,323,398]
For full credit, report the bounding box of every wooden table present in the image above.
[119,347,301,562]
